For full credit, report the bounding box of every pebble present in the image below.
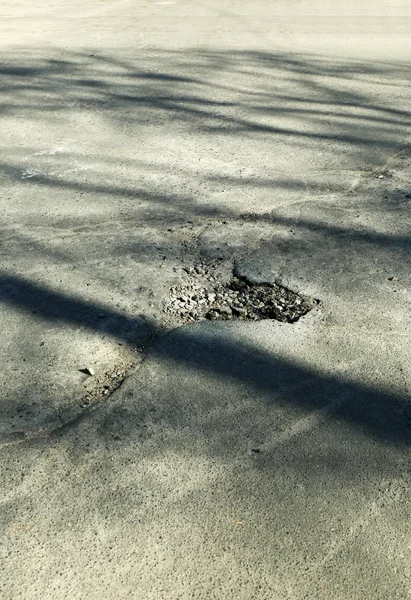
[165,265,312,325]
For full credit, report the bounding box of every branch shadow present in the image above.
[103,324,411,451]
[1,48,410,151]
[0,46,410,450]
[1,270,409,449]
[0,272,154,344]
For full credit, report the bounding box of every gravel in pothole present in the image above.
[163,263,316,324]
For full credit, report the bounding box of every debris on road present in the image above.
[163,262,316,325]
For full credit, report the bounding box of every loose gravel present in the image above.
[163,262,316,324]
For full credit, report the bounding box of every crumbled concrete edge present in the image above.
[162,259,319,327]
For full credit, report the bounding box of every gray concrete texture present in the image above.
[1,1,411,598]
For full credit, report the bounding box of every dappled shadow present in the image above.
[0,270,409,448]
[1,49,411,130]
[1,47,410,273]
[0,46,410,449]
[1,45,411,600]
[1,48,411,165]
[1,48,410,230]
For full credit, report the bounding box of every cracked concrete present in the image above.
[0,1,411,598]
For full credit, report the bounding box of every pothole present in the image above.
[163,261,318,325]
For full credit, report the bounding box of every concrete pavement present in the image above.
[0,1,411,598]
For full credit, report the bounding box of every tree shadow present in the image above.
[1,48,410,150]
[0,270,409,449]
[0,46,410,449]
[0,272,154,344]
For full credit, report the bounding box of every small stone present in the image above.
[232,306,246,316]
[80,367,95,377]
